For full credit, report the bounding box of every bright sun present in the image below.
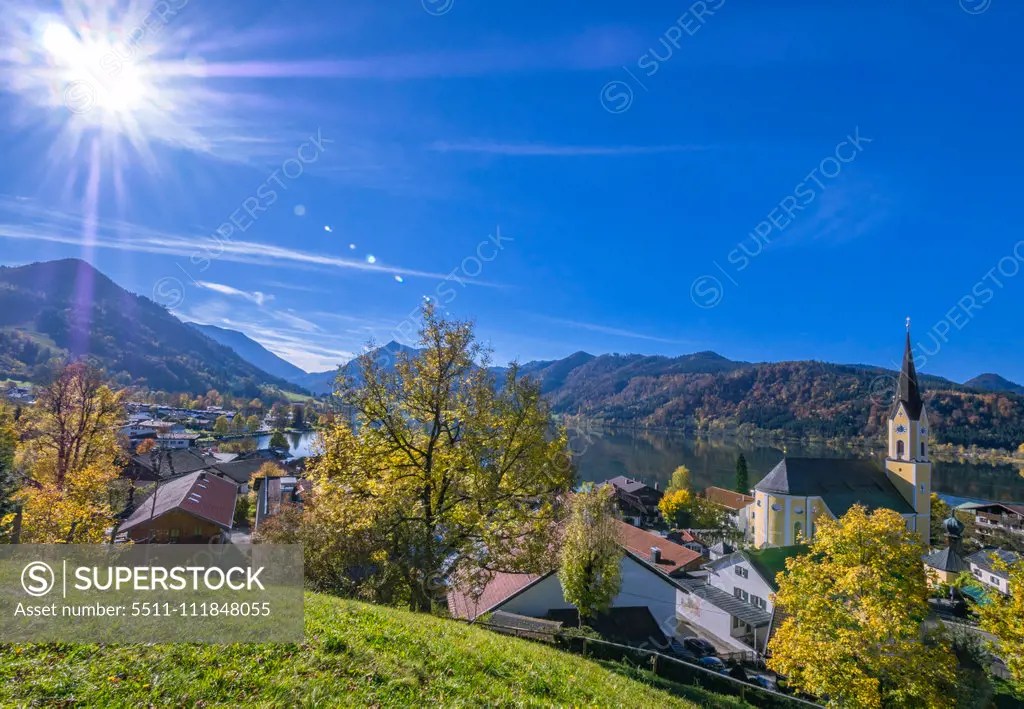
[40,21,151,119]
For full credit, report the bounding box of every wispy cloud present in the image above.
[772,182,890,248]
[430,141,713,157]
[196,281,273,306]
[0,196,503,286]
[532,315,693,345]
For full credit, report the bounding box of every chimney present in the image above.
[650,546,661,564]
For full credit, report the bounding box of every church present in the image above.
[750,328,932,548]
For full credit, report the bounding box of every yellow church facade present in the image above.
[750,330,932,549]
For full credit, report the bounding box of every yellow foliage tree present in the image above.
[668,465,691,493]
[768,504,955,708]
[16,364,125,543]
[309,303,574,611]
[559,485,623,621]
[658,488,692,526]
[976,554,1024,689]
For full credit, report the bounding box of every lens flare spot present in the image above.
[294,205,306,216]
[394,275,404,283]
[366,254,376,264]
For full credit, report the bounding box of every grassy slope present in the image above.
[0,593,751,708]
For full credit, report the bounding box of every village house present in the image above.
[156,432,201,450]
[118,471,238,544]
[447,521,704,642]
[252,475,309,531]
[964,502,1024,542]
[602,476,663,527]
[967,548,1021,595]
[677,545,805,654]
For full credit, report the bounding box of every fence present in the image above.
[468,619,822,708]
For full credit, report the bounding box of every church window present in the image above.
[794,508,804,515]
[771,503,782,512]
[794,522,803,540]
[896,440,905,459]
[921,442,926,457]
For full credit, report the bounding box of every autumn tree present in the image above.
[976,555,1024,689]
[768,505,955,708]
[559,485,623,621]
[668,465,691,493]
[135,438,157,455]
[247,398,264,416]
[735,454,749,494]
[230,413,244,433]
[16,364,125,543]
[213,415,229,436]
[0,405,18,542]
[268,430,288,449]
[658,488,693,527]
[246,415,261,433]
[309,303,573,611]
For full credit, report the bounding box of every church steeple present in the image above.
[891,325,924,421]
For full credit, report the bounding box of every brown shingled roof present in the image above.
[120,471,238,532]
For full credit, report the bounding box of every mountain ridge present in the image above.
[0,259,303,397]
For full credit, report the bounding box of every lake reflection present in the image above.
[569,428,1024,503]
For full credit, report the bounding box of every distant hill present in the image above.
[964,373,1024,395]
[187,322,307,382]
[287,340,422,395]
[0,259,303,397]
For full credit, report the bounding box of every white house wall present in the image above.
[707,556,776,614]
[675,589,748,652]
[497,555,679,637]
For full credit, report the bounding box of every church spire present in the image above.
[891,325,924,420]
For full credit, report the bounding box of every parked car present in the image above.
[682,637,717,657]
[697,656,728,674]
[666,638,699,662]
[749,675,776,690]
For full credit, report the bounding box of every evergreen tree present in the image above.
[734,454,749,494]
[269,430,288,449]
[291,404,305,429]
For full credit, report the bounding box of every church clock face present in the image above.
[895,424,907,434]
[920,426,927,435]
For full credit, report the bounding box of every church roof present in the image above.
[923,546,970,574]
[754,457,915,517]
[890,330,924,420]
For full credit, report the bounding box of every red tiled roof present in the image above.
[705,486,754,511]
[614,520,704,575]
[447,571,547,620]
[120,471,238,532]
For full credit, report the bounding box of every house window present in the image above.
[169,529,180,543]
[990,574,999,584]
[735,566,749,579]
[193,526,202,537]
[973,568,982,577]
[734,587,749,603]
[896,440,905,459]
[751,595,767,610]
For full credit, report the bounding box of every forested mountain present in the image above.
[0,259,304,397]
[520,352,1024,450]
[187,322,307,382]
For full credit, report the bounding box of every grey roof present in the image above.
[677,579,772,628]
[604,476,653,495]
[966,548,1021,579]
[131,450,221,478]
[214,458,284,484]
[754,457,915,517]
[924,547,970,574]
[890,331,924,420]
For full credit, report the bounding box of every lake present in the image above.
[256,430,321,460]
[264,427,1024,503]
[568,427,1024,504]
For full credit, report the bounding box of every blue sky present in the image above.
[1,0,1023,382]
